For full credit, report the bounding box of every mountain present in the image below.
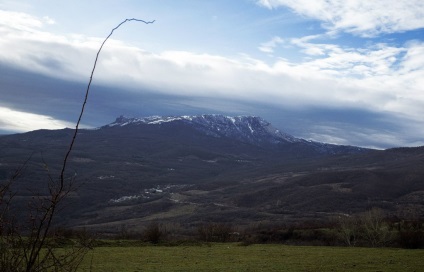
[104,114,366,155]
[0,115,423,234]
[107,115,300,145]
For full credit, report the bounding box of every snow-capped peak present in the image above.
[105,114,301,145]
[109,115,193,126]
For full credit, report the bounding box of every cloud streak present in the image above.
[258,36,284,53]
[0,106,73,132]
[2,15,421,112]
[257,0,424,36]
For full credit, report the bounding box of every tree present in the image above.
[0,154,91,271]
[337,215,359,246]
[144,222,164,244]
[359,208,393,247]
[198,223,234,242]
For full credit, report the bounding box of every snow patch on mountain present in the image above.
[104,115,368,154]
[106,114,302,145]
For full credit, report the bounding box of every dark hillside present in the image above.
[0,115,422,233]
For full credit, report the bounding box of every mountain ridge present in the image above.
[104,114,300,144]
[102,114,367,155]
[1,114,422,234]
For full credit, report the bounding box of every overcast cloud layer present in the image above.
[0,1,423,148]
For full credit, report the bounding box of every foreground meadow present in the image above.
[78,243,423,272]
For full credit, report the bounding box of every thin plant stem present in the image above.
[60,18,155,189]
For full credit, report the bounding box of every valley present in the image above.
[0,115,423,236]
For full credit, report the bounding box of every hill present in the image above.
[0,115,423,234]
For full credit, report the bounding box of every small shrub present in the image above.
[144,222,164,244]
[197,223,235,242]
[397,220,424,249]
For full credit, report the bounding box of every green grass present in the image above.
[78,243,424,272]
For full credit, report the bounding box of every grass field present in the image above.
[78,243,424,272]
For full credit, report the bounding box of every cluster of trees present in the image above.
[114,209,423,248]
[338,208,423,248]
[247,210,423,248]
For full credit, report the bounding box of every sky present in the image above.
[0,0,423,149]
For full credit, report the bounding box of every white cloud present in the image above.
[289,34,339,56]
[1,9,423,118]
[400,40,424,73]
[0,9,43,31]
[257,0,424,36]
[0,9,423,147]
[258,36,284,53]
[42,16,56,25]
[290,41,406,78]
[0,106,74,132]
[309,122,424,149]
[0,14,103,80]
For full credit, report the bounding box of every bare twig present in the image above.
[0,18,154,272]
[60,18,155,188]
[25,18,155,271]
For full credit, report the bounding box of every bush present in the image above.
[397,220,424,249]
[197,223,236,242]
[144,222,164,244]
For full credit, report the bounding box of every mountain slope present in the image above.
[104,114,366,155]
[0,115,422,233]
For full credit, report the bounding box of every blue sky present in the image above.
[0,0,423,148]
